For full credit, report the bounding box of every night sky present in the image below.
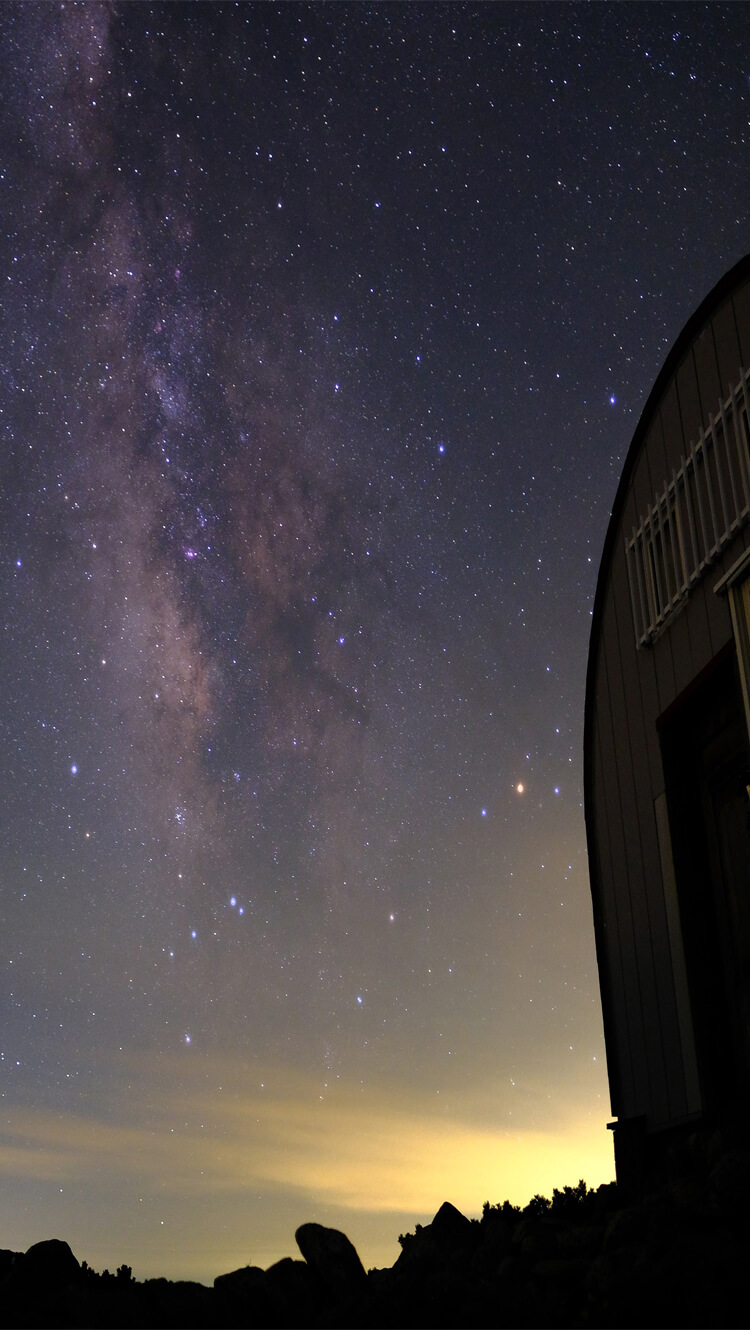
[3,0,750,1282]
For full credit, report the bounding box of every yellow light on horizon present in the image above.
[0,1054,614,1282]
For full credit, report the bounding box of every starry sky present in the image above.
[2,0,750,1283]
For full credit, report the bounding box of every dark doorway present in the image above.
[660,650,750,1115]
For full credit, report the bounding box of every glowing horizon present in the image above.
[0,1052,614,1281]
[2,2,740,1288]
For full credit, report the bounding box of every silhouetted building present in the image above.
[585,256,750,1191]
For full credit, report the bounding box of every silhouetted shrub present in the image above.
[482,1199,521,1220]
[525,1192,553,1219]
[397,1222,424,1250]
[550,1178,590,1217]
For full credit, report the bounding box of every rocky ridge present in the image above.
[2,1153,750,1327]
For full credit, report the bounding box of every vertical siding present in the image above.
[602,581,664,1116]
[654,793,702,1116]
[609,535,686,1123]
[636,639,663,797]
[589,263,750,1143]
[591,707,636,1116]
[732,279,750,366]
[671,350,709,694]
[704,548,736,657]
[692,321,722,415]
[675,348,705,449]
[707,537,748,648]
[590,287,750,1134]
[682,568,713,679]
[594,595,651,1118]
[600,419,688,1124]
[712,297,743,389]
[668,592,694,699]
[638,403,670,502]
[659,374,688,477]
[628,423,670,794]
[628,428,677,714]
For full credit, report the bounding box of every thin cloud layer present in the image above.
[1,1054,613,1224]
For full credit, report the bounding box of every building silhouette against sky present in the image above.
[585,256,750,1189]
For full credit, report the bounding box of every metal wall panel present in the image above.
[658,373,687,479]
[610,538,686,1123]
[675,347,705,453]
[681,559,713,679]
[587,258,750,1150]
[591,714,635,1117]
[732,281,750,366]
[601,581,667,1120]
[712,298,743,392]
[692,319,722,417]
[703,540,736,658]
[596,593,651,1117]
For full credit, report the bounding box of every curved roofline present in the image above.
[585,251,750,773]
[583,253,750,1117]
[586,252,750,708]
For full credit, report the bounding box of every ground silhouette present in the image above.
[2,1145,750,1327]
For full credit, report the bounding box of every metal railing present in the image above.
[626,366,750,647]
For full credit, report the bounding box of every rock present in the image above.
[470,1213,513,1276]
[214,1263,266,1296]
[0,1248,22,1281]
[555,1222,603,1258]
[392,1227,441,1273]
[295,1221,368,1295]
[710,1150,750,1206]
[1,1239,83,1330]
[533,1255,589,1287]
[511,1213,538,1246]
[394,1200,477,1277]
[586,1244,644,1298]
[22,1237,81,1284]
[4,1237,81,1298]
[497,1252,522,1282]
[9,1174,750,1327]
[264,1255,322,1324]
[213,1261,273,1324]
[519,1218,562,1261]
[429,1200,475,1250]
[602,1205,648,1252]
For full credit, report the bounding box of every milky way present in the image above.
[3,0,750,1279]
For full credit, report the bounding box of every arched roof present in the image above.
[583,253,750,1114]
[584,252,750,795]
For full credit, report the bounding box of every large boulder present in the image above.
[0,1248,22,1282]
[394,1199,477,1275]
[213,1263,273,1326]
[213,1263,266,1296]
[4,1237,81,1296]
[470,1211,513,1277]
[2,1239,83,1328]
[295,1222,368,1295]
[139,1277,216,1328]
[430,1201,475,1250]
[21,1237,81,1284]
[263,1255,322,1325]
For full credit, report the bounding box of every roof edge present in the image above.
[582,253,750,1116]
[584,252,750,783]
